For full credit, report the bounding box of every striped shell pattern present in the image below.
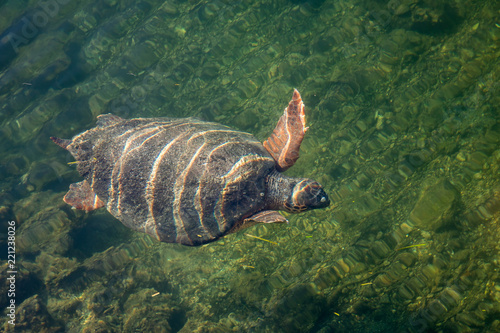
[67,116,276,246]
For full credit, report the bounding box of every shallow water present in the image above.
[1,0,499,332]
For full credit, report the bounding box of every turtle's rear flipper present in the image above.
[64,180,105,212]
[263,89,308,172]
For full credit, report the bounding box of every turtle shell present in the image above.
[66,115,276,246]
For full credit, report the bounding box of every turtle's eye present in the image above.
[320,196,327,203]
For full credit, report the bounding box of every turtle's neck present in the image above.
[264,169,298,211]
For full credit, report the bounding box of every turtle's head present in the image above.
[266,171,330,213]
[284,178,330,213]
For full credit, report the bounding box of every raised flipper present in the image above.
[63,180,104,212]
[263,89,308,172]
[228,210,288,234]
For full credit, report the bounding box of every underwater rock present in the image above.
[78,316,113,333]
[36,253,78,289]
[388,0,416,16]
[409,179,459,230]
[124,42,161,71]
[3,294,62,332]
[231,107,261,131]
[410,1,463,35]
[15,201,74,255]
[23,159,72,191]
[0,262,43,316]
[14,188,69,215]
[123,304,174,332]
[2,154,29,178]
[265,283,324,332]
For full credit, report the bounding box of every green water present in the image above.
[1,0,499,331]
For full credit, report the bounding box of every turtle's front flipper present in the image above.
[228,211,288,234]
[263,89,308,172]
[245,210,288,223]
[63,180,104,212]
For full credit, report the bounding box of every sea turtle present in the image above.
[51,89,329,246]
